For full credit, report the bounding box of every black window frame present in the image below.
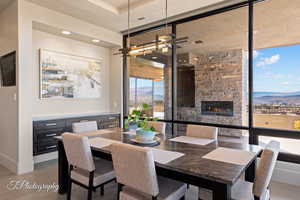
[122,0,300,164]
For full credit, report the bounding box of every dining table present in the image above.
[56,128,262,200]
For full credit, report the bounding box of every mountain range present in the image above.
[253,91,300,105]
[253,91,300,98]
[130,88,300,105]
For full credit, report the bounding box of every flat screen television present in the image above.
[0,51,16,87]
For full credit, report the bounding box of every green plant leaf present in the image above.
[142,103,150,110]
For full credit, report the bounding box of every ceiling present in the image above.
[130,0,300,56]
[32,22,118,48]
[26,0,229,32]
[0,0,13,12]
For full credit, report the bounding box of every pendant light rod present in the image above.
[127,0,131,48]
[165,0,168,29]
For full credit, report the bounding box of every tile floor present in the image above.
[0,161,299,200]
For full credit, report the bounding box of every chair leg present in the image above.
[67,165,73,200]
[100,185,104,196]
[67,180,72,200]
[87,188,93,200]
[117,183,123,200]
[87,171,94,200]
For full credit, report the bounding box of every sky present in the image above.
[254,44,300,93]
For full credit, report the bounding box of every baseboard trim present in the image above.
[0,152,17,174]
[272,161,300,186]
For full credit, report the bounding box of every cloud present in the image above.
[253,50,260,59]
[264,72,283,80]
[280,82,289,85]
[256,54,280,67]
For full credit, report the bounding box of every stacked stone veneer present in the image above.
[176,49,248,137]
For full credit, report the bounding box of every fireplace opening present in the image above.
[201,101,234,116]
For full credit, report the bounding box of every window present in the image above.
[129,77,153,109]
[175,6,249,139]
[253,45,300,131]
[127,27,172,120]
[259,136,300,155]
[253,0,300,155]
[124,0,300,163]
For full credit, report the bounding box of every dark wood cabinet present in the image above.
[33,113,120,155]
[177,66,195,107]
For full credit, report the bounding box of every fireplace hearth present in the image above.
[201,101,234,116]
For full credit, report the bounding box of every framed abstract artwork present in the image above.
[40,49,102,99]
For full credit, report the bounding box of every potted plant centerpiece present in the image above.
[125,104,159,143]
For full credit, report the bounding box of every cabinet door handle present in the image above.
[46,145,56,149]
[46,133,57,137]
[46,123,57,127]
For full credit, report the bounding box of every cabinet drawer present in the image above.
[34,128,64,143]
[99,122,119,129]
[98,115,119,122]
[34,120,66,130]
[37,143,58,154]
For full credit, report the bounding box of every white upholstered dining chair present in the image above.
[148,121,166,136]
[199,141,280,200]
[110,142,187,200]
[186,125,218,140]
[62,133,116,200]
[72,121,98,134]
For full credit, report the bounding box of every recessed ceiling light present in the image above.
[152,56,158,59]
[62,30,71,35]
[92,39,100,43]
[138,17,145,21]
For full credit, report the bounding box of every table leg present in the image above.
[213,183,231,200]
[58,140,69,194]
[245,159,256,182]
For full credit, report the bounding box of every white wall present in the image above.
[0,0,19,173]
[16,0,122,174]
[109,48,123,113]
[32,30,111,116]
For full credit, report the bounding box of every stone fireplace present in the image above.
[175,49,248,137]
[201,101,234,117]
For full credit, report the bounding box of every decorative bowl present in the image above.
[136,128,156,142]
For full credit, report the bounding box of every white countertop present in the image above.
[32,112,121,121]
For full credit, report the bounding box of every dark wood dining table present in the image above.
[56,128,262,200]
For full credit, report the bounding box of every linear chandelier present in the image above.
[115,0,188,57]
